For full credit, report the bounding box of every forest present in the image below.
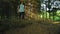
[0,0,60,34]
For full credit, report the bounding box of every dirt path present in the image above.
[5,22,60,34]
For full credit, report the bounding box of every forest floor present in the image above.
[0,18,60,34]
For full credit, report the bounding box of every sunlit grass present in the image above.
[57,10,60,16]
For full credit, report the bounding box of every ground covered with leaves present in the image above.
[0,18,60,34]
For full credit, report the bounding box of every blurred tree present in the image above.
[0,0,20,19]
[0,0,41,19]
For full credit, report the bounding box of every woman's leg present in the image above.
[21,12,25,19]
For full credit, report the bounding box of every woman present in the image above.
[18,2,25,19]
